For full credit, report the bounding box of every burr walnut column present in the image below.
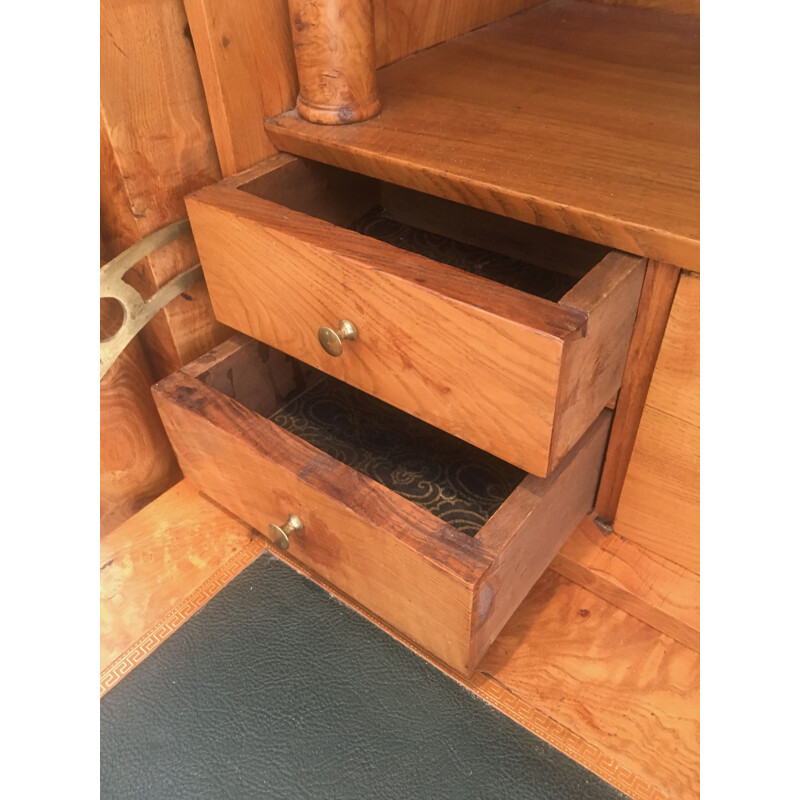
[288,0,381,124]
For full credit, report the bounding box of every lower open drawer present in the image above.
[153,335,611,674]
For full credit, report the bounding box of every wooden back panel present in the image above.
[184,0,549,174]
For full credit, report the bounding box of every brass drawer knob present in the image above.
[267,513,304,550]
[318,319,357,357]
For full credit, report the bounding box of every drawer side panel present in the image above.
[470,411,612,669]
[552,252,646,465]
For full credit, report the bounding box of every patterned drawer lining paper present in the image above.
[270,376,525,537]
[353,208,578,301]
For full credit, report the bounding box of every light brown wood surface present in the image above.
[289,0,381,124]
[100,306,181,537]
[380,183,611,280]
[471,414,611,666]
[101,480,261,674]
[594,260,681,523]
[185,0,547,174]
[100,0,228,379]
[477,570,699,799]
[183,0,297,176]
[614,272,699,572]
[553,252,646,464]
[266,1,699,269]
[187,157,643,476]
[100,124,183,535]
[374,0,548,65]
[551,517,699,651]
[182,334,323,417]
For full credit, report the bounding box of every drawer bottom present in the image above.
[269,374,526,537]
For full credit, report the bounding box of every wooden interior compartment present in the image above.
[186,153,644,478]
[153,334,612,673]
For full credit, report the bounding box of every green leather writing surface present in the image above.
[101,553,629,799]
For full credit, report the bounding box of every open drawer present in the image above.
[186,154,644,478]
[153,335,611,674]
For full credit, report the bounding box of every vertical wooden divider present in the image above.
[594,260,681,526]
[100,0,232,532]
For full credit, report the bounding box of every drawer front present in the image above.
[154,368,489,672]
[187,162,643,477]
[153,336,611,673]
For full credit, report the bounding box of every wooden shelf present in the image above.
[265,0,699,270]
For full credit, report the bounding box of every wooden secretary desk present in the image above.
[102,0,699,797]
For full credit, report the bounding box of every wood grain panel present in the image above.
[181,333,323,417]
[636,272,699,426]
[185,0,546,174]
[553,252,646,463]
[186,181,582,477]
[614,273,699,572]
[471,413,611,666]
[478,570,699,799]
[100,122,184,534]
[380,183,612,279]
[183,0,297,176]
[100,0,229,378]
[266,1,699,269]
[551,517,699,651]
[100,325,181,536]
[154,371,491,672]
[100,234,180,535]
[101,481,259,671]
[234,154,381,225]
[373,0,549,65]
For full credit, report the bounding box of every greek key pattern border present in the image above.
[100,536,266,697]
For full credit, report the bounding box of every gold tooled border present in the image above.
[100,536,266,697]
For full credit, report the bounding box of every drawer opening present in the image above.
[194,337,526,539]
[236,155,612,296]
[351,207,574,302]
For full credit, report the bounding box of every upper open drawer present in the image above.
[186,154,645,477]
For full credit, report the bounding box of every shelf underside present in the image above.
[266,0,699,270]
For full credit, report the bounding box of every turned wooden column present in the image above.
[288,0,381,124]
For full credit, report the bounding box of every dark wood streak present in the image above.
[153,371,493,585]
